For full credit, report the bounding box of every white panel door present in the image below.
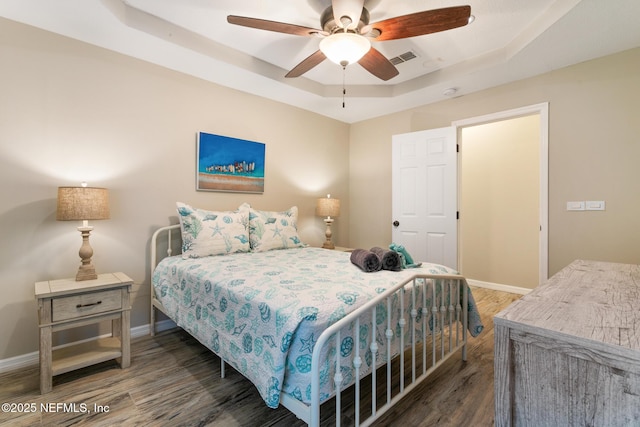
[392,127,457,269]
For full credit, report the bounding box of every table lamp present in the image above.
[316,194,340,249]
[56,183,110,281]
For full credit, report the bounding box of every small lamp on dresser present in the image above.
[316,194,340,249]
[56,182,110,281]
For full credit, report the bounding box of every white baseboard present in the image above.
[467,278,532,295]
[0,319,177,374]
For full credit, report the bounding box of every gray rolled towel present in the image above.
[370,247,402,271]
[350,249,381,273]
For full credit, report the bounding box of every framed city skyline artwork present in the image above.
[196,132,265,193]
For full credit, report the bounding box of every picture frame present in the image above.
[196,132,265,193]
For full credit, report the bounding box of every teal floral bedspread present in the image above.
[152,247,483,408]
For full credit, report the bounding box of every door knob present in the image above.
[393,220,400,227]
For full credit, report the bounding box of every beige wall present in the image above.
[0,19,349,360]
[2,16,640,362]
[350,48,640,282]
[460,116,540,288]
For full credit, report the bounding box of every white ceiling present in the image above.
[2,0,640,123]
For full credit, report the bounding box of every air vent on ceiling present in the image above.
[389,51,418,66]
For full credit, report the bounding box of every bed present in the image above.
[150,203,483,426]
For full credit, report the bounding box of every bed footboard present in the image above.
[307,273,469,427]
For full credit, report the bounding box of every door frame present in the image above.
[452,102,549,285]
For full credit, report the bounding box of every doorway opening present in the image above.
[453,103,548,291]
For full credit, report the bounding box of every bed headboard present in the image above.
[150,224,182,276]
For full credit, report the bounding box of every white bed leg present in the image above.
[370,307,378,418]
[386,298,393,404]
[335,330,343,427]
[462,282,469,361]
[221,359,226,378]
[431,280,438,367]
[150,303,156,337]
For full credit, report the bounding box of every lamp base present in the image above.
[76,226,98,281]
[322,218,335,250]
[322,241,335,250]
[76,264,98,281]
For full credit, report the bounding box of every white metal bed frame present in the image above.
[150,224,469,427]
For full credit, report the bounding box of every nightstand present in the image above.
[35,272,132,394]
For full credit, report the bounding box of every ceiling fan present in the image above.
[227,0,472,81]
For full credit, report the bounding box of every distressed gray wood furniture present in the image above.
[494,260,640,426]
[35,272,132,394]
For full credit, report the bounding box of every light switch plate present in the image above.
[567,201,585,211]
[586,200,605,211]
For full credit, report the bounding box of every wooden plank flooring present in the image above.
[0,287,520,426]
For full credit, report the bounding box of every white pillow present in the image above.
[249,206,305,252]
[177,202,250,258]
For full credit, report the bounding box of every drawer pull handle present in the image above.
[76,301,102,308]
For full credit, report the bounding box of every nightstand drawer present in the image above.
[52,289,122,322]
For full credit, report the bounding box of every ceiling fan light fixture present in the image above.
[319,32,371,67]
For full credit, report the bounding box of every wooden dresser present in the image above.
[494,260,640,426]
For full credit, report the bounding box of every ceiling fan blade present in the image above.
[227,15,325,37]
[365,6,471,41]
[332,0,365,29]
[285,50,327,78]
[358,48,399,81]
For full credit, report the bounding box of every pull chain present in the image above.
[342,65,346,108]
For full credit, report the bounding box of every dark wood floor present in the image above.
[0,287,520,426]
